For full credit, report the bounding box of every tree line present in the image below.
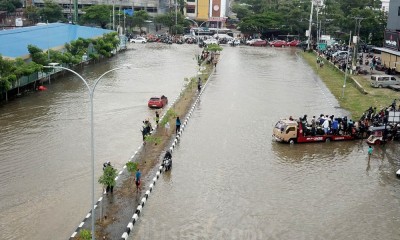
[233,0,387,46]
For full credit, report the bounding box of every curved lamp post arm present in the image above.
[43,65,91,93]
[92,66,127,95]
[43,63,130,240]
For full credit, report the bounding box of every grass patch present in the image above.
[301,52,398,119]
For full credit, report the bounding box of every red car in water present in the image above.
[286,40,301,47]
[269,40,287,47]
[250,39,267,47]
[148,95,168,108]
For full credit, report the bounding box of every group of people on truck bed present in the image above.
[291,114,364,137]
[291,99,400,139]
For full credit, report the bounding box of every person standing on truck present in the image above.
[323,118,330,135]
[311,116,316,136]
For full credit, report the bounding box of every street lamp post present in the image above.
[342,31,352,98]
[185,17,208,43]
[44,63,131,240]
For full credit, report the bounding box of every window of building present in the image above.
[187,8,195,13]
[398,6,400,16]
[187,0,195,2]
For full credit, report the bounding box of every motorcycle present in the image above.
[162,151,172,171]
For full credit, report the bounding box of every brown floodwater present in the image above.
[1,44,399,240]
[128,46,400,240]
[0,43,198,240]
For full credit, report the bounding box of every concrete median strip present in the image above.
[119,66,215,240]
[69,63,215,239]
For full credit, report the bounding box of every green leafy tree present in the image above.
[92,32,119,58]
[154,11,189,34]
[132,10,150,33]
[65,38,91,56]
[0,55,17,94]
[38,0,64,23]
[205,44,223,52]
[14,58,41,77]
[24,6,39,24]
[238,12,282,35]
[27,45,49,66]
[81,5,111,28]
[98,165,118,189]
[0,0,22,12]
[78,229,91,240]
[232,3,253,20]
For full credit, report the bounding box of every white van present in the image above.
[370,75,400,88]
[332,51,348,59]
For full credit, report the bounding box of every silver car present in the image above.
[370,75,400,88]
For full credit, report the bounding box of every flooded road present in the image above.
[0,44,198,240]
[129,46,400,240]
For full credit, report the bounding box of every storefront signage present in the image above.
[384,30,399,50]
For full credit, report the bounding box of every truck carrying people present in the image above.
[273,100,400,145]
[273,115,361,144]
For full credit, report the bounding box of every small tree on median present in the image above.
[98,165,117,192]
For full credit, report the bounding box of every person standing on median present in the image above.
[175,116,181,134]
[135,168,141,191]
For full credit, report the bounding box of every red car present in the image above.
[269,40,287,47]
[250,39,267,47]
[286,40,300,47]
[148,95,168,108]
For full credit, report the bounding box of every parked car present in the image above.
[148,95,168,108]
[246,39,262,45]
[228,39,241,46]
[286,40,300,47]
[269,40,287,47]
[130,37,147,43]
[250,39,267,47]
[332,51,348,58]
[203,38,219,45]
[370,75,400,88]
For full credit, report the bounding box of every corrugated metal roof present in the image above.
[0,23,113,58]
[374,47,400,57]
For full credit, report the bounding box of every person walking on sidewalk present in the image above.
[155,111,160,125]
[135,168,141,191]
[175,116,181,134]
[197,77,202,92]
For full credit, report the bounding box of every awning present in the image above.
[373,47,400,57]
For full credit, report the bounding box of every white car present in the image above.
[130,37,147,43]
[203,38,219,45]
[246,38,262,45]
[228,39,241,46]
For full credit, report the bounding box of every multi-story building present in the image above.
[381,0,390,12]
[185,0,230,20]
[377,0,400,72]
[31,0,170,19]
[30,0,230,27]
[185,0,229,28]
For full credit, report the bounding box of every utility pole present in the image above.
[175,0,178,35]
[73,0,78,23]
[342,31,352,98]
[352,17,365,74]
[307,0,314,50]
[112,1,115,30]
